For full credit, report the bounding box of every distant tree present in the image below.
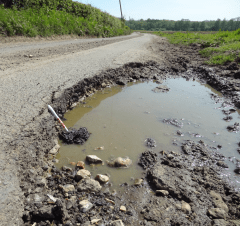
[227,19,234,31]
[174,21,181,31]
[178,19,185,31]
[183,20,191,31]
[191,22,200,31]
[220,18,227,31]
[213,19,221,31]
[236,21,240,30]
[200,21,206,31]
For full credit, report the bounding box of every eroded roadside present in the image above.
[2,34,240,226]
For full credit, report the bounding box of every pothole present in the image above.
[56,77,240,190]
[19,61,240,226]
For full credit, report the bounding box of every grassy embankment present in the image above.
[0,1,132,38]
[154,30,240,66]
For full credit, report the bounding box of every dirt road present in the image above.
[0,33,165,225]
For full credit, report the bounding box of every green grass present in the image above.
[154,30,240,66]
[0,5,131,38]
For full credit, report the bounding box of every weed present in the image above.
[0,5,131,38]
[154,30,240,65]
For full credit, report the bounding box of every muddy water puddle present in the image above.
[56,78,240,189]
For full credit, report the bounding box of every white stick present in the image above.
[48,105,69,132]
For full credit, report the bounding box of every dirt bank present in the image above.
[4,35,240,226]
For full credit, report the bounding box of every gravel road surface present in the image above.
[0,32,164,225]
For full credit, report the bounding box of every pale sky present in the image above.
[76,0,239,21]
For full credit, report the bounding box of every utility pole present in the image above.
[119,0,123,20]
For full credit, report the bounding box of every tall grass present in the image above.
[0,5,131,37]
[154,30,240,65]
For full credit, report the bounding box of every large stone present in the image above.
[181,201,191,214]
[210,191,229,213]
[77,178,102,192]
[109,220,125,226]
[62,184,75,193]
[49,144,60,154]
[95,174,109,183]
[108,157,132,168]
[79,200,93,213]
[86,155,103,164]
[75,169,91,181]
[208,208,227,219]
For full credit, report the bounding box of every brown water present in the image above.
[56,78,240,189]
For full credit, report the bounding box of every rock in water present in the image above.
[95,174,109,183]
[86,155,103,164]
[49,144,60,154]
[152,85,170,93]
[227,122,240,132]
[145,138,156,148]
[59,127,90,144]
[75,169,91,181]
[107,157,132,168]
[162,118,183,128]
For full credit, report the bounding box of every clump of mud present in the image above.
[227,122,240,133]
[145,138,156,148]
[59,127,90,144]
[138,150,158,169]
[162,118,183,128]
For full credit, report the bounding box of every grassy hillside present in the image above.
[0,0,132,37]
[154,30,240,66]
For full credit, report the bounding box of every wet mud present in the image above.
[12,37,240,226]
[59,127,90,145]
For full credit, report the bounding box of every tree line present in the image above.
[126,18,240,31]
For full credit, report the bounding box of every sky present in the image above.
[75,0,239,21]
